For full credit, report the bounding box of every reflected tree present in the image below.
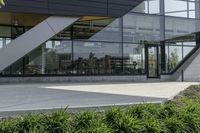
[169,51,179,70]
[0,0,5,7]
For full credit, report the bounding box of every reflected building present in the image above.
[0,0,200,82]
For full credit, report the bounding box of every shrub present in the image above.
[86,119,111,133]
[72,111,96,132]
[140,116,163,133]
[126,104,161,119]
[0,119,18,133]
[105,107,142,133]
[41,110,71,133]
[15,114,42,133]
[157,103,178,119]
[163,116,185,133]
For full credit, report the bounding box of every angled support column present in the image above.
[0,16,79,71]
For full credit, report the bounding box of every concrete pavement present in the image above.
[0,82,198,117]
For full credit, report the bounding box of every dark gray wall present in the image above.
[0,0,144,17]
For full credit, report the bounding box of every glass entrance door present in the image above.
[146,45,159,78]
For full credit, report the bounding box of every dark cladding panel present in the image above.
[48,0,108,16]
[0,0,144,17]
[108,0,144,16]
[0,0,49,14]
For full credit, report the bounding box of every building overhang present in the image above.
[0,0,144,17]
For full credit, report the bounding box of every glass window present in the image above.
[45,40,72,75]
[165,0,188,18]
[165,41,196,73]
[188,1,200,18]
[5,38,11,45]
[24,46,43,75]
[0,38,2,48]
[11,26,24,38]
[123,13,161,43]
[73,18,121,42]
[1,58,23,75]
[166,44,183,72]
[149,0,160,14]
[131,1,149,14]
[183,41,196,46]
[0,26,11,37]
[73,41,122,75]
[165,0,187,12]
[165,16,196,40]
[131,0,160,14]
[189,10,195,18]
[183,46,195,57]
[0,38,11,48]
[123,43,145,74]
[53,27,72,40]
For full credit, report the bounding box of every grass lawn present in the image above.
[1,85,200,133]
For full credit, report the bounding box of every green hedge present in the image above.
[1,85,200,133]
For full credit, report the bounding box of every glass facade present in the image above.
[0,0,200,77]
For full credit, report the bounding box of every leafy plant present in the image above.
[41,110,71,133]
[15,114,42,133]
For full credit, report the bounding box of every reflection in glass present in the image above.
[24,46,43,75]
[168,45,182,71]
[131,0,160,14]
[165,41,195,73]
[0,38,2,48]
[0,6,199,77]
[123,13,161,43]
[132,1,148,14]
[165,0,187,17]
[0,26,11,37]
[149,0,160,14]
[89,18,121,42]
[72,18,121,42]
[123,43,145,74]
[74,41,122,75]
[45,41,72,74]
[148,46,158,77]
[165,0,200,18]
[165,17,196,40]
[0,38,11,48]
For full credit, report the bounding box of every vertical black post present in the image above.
[120,17,124,74]
[195,0,200,48]
[160,0,165,73]
[160,41,166,73]
[22,57,25,75]
[71,26,74,74]
[196,32,200,48]
[145,44,148,77]
[181,70,184,82]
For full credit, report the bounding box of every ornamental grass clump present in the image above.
[15,114,42,133]
[72,111,111,133]
[0,118,18,133]
[126,104,161,119]
[41,110,72,133]
[105,107,142,133]
[163,116,185,133]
